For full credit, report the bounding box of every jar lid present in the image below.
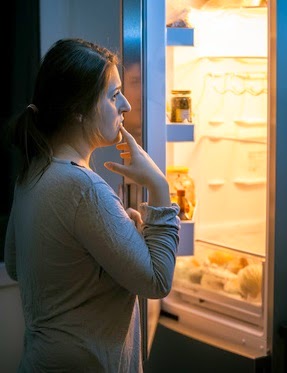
[167,166,189,174]
[177,189,186,196]
[171,90,191,94]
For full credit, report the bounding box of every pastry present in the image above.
[238,264,262,299]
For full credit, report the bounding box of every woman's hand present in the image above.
[126,207,143,227]
[104,125,170,207]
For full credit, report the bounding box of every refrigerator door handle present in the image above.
[119,181,143,211]
[118,182,135,209]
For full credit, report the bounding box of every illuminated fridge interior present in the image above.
[161,0,269,358]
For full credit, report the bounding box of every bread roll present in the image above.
[238,264,262,299]
[208,250,234,266]
[227,257,249,274]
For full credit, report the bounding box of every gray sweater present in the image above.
[4,158,180,373]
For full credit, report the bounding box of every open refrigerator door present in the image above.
[122,0,167,363]
[161,0,269,359]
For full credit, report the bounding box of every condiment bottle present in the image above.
[177,190,191,221]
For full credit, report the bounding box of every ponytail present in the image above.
[9,105,52,184]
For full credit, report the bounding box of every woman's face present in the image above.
[93,65,131,147]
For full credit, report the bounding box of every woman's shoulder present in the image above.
[49,158,103,184]
[20,158,120,216]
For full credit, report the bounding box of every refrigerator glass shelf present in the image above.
[166,27,194,46]
[208,119,224,126]
[233,177,266,186]
[208,179,226,186]
[166,124,194,142]
[234,119,267,127]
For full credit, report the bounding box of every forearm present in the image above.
[139,203,180,298]
[146,177,171,207]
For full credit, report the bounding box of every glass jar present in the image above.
[171,90,192,123]
[167,166,196,219]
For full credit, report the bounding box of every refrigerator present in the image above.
[121,0,287,372]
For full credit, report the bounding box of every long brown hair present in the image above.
[9,38,118,183]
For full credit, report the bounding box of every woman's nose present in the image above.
[121,94,132,113]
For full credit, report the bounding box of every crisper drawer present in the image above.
[166,240,264,327]
[161,293,267,358]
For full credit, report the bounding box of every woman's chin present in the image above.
[101,132,122,147]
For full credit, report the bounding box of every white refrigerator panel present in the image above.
[146,0,270,360]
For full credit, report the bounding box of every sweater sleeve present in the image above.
[74,181,180,299]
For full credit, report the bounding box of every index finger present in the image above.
[120,125,138,152]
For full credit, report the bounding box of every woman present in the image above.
[4,38,180,372]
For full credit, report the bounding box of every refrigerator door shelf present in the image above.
[177,221,194,256]
[160,295,267,358]
[166,123,194,142]
[166,27,194,46]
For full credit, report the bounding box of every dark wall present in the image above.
[0,0,40,261]
[0,2,16,250]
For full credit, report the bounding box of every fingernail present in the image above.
[104,162,112,169]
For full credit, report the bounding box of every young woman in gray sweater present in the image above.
[4,38,180,373]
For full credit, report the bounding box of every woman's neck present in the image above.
[53,143,91,169]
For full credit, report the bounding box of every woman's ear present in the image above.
[75,113,83,123]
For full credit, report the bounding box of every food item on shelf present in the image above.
[173,256,202,288]
[190,256,200,267]
[224,277,241,295]
[227,256,249,274]
[172,250,262,304]
[238,263,262,299]
[200,266,237,291]
[166,4,193,28]
[201,273,224,290]
[208,250,234,266]
[177,190,192,221]
[170,192,178,204]
[188,267,203,284]
[174,256,196,277]
[166,166,196,219]
[171,90,192,123]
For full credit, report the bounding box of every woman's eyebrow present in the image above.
[109,85,122,94]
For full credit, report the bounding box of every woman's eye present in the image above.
[112,90,120,100]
